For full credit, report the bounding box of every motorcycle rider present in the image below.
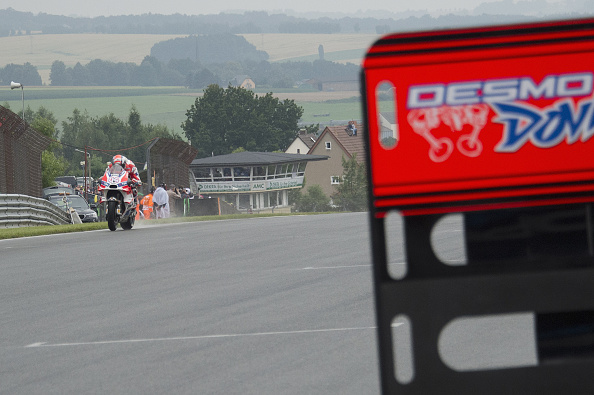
[111,154,142,199]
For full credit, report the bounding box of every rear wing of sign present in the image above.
[362,18,594,394]
[362,18,594,215]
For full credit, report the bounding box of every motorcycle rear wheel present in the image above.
[107,201,117,231]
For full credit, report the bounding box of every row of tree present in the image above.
[0,62,42,86]
[1,8,516,36]
[3,6,575,36]
[2,103,180,183]
[46,57,358,89]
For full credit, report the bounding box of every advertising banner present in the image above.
[362,18,594,214]
[197,177,304,193]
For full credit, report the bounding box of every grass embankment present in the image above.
[0,212,317,240]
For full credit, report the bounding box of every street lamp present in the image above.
[74,148,91,201]
[10,81,24,120]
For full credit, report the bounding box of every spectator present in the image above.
[180,187,193,216]
[153,184,169,219]
[167,184,182,217]
[180,187,192,199]
[140,188,154,219]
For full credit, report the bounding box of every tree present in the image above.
[293,185,330,212]
[30,109,67,187]
[182,84,303,157]
[59,107,179,177]
[0,62,42,86]
[302,123,320,135]
[188,68,219,89]
[50,60,72,85]
[331,154,367,212]
[134,56,162,86]
[71,62,91,85]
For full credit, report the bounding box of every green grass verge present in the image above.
[0,222,108,240]
[0,212,326,240]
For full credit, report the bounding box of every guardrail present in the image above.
[0,194,72,228]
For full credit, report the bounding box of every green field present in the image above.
[1,86,363,137]
[298,100,363,124]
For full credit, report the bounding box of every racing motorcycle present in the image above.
[98,163,138,231]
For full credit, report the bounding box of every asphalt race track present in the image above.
[0,212,536,394]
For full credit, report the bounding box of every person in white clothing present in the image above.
[152,184,170,219]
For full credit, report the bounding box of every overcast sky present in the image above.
[0,0,571,18]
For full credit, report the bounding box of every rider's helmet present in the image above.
[112,155,123,166]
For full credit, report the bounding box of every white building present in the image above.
[190,151,328,213]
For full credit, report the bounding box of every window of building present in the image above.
[297,162,307,176]
[267,165,276,179]
[325,141,331,150]
[212,168,224,180]
[194,168,212,182]
[331,176,341,185]
[275,164,284,178]
[233,167,250,181]
[253,166,266,180]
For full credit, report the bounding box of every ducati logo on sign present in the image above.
[406,72,594,162]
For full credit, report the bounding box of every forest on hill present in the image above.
[0,6,576,37]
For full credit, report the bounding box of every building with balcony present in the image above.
[190,151,328,213]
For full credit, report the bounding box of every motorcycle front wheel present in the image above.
[121,212,134,230]
[107,200,118,231]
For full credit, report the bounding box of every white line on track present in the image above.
[298,264,371,270]
[25,326,387,348]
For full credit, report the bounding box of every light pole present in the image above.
[10,81,24,120]
[74,148,91,201]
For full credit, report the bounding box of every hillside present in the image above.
[0,33,379,85]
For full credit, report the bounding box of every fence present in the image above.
[0,106,51,197]
[0,194,72,228]
[145,138,198,194]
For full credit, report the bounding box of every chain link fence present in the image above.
[0,106,51,197]
[145,138,198,193]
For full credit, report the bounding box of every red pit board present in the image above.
[362,18,594,215]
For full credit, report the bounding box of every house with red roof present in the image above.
[304,121,366,199]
